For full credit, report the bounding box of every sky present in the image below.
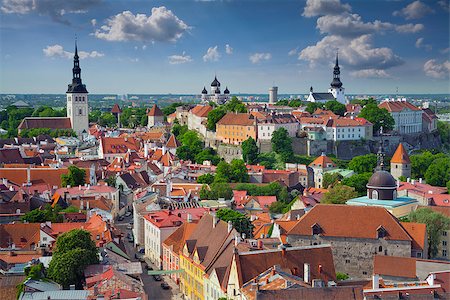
[0,0,449,95]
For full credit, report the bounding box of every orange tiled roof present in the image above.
[101,137,140,154]
[400,222,426,250]
[217,112,256,126]
[147,104,164,116]
[308,154,336,168]
[163,222,198,254]
[166,134,181,148]
[373,255,417,278]
[0,223,41,250]
[111,104,121,113]
[378,100,421,112]
[287,205,412,241]
[190,105,213,118]
[0,253,41,264]
[391,143,410,164]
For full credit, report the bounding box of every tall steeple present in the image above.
[330,51,343,88]
[376,127,385,171]
[67,40,87,93]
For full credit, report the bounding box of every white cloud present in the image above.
[168,52,193,64]
[440,47,450,54]
[1,0,100,24]
[350,69,390,78]
[288,48,298,56]
[395,23,424,33]
[423,59,450,79]
[393,1,434,20]
[94,7,189,43]
[303,0,351,17]
[142,45,147,50]
[249,52,271,64]
[203,46,220,62]
[438,0,449,12]
[225,44,233,55]
[91,18,97,26]
[43,44,104,59]
[415,38,432,51]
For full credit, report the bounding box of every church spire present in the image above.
[376,126,385,171]
[330,50,343,88]
[67,39,88,93]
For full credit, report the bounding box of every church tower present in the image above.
[328,52,346,104]
[66,41,89,138]
[390,143,411,180]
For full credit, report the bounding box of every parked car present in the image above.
[160,282,170,290]
[153,275,162,281]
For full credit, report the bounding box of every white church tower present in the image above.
[66,41,89,138]
[328,52,346,104]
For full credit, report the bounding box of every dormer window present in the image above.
[372,190,379,200]
[377,226,387,239]
[312,223,322,235]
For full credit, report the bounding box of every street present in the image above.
[115,215,180,300]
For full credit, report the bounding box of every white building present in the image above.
[66,42,89,138]
[268,86,278,104]
[257,114,299,140]
[187,105,213,137]
[201,76,231,105]
[307,53,346,104]
[378,99,423,134]
[325,117,372,141]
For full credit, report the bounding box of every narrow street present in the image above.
[116,215,181,300]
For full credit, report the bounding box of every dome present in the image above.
[202,87,207,94]
[224,87,230,94]
[214,89,221,94]
[211,76,220,87]
[367,171,396,188]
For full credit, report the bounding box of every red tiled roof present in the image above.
[0,223,41,250]
[163,222,197,254]
[101,137,140,154]
[0,253,40,264]
[400,222,427,250]
[190,105,213,117]
[373,255,417,278]
[391,143,410,164]
[217,113,256,126]
[308,154,336,168]
[166,134,181,148]
[111,104,122,113]
[287,205,412,241]
[430,194,450,207]
[147,104,164,116]
[18,117,71,130]
[378,100,421,112]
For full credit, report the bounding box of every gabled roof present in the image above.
[217,113,256,126]
[101,137,140,154]
[166,134,181,148]
[147,104,164,117]
[111,104,122,113]
[0,223,41,249]
[163,222,197,254]
[287,205,412,241]
[400,222,427,251]
[378,100,421,112]
[391,143,410,164]
[190,105,213,118]
[310,93,335,101]
[18,117,72,130]
[308,153,336,168]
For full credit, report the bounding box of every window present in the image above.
[377,226,387,239]
[443,231,448,236]
[372,190,379,200]
[443,250,447,257]
[443,241,447,246]
[312,223,322,235]
[345,259,350,264]
[363,271,367,275]
[378,246,382,252]
[79,108,82,115]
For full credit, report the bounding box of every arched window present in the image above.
[372,190,379,200]
[378,246,382,252]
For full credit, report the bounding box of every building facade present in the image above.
[378,100,423,134]
[390,143,411,180]
[216,113,257,145]
[201,76,231,105]
[257,114,299,141]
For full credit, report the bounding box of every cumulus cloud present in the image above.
[438,0,449,12]
[1,0,100,24]
[168,52,193,64]
[94,7,189,43]
[225,44,233,55]
[395,23,424,33]
[43,44,104,59]
[203,46,220,62]
[91,18,97,26]
[393,1,434,20]
[350,69,390,78]
[288,48,298,56]
[415,38,432,51]
[249,52,271,64]
[303,0,351,17]
[423,59,450,79]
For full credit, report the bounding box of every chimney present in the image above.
[187,213,192,223]
[228,221,233,233]
[411,179,416,185]
[26,167,31,185]
[86,200,90,211]
[419,178,422,184]
[69,284,75,290]
[372,274,380,289]
[212,215,217,228]
[304,263,310,283]
[407,178,410,183]
[426,273,435,286]
[80,200,84,210]
[2,178,7,186]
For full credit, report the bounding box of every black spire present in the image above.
[376,126,385,171]
[330,51,343,89]
[67,40,88,94]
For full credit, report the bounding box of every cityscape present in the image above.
[0,1,449,300]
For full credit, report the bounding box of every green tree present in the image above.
[89,110,101,123]
[201,182,233,200]
[230,159,249,183]
[424,157,450,187]
[22,204,63,223]
[198,174,215,184]
[325,100,346,116]
[241,137,259,164]
[176,145,194,161]
[336,272,349,281]
[305,102,323,114]
[342,173,372,196]
[215,161,232,182]
[408,208,450,258]
[271,128,293,162]
[172,123,188,137]
[61,166,86,187]
[323,172,343,189]
[206,108,226,131]
[348,154,378,173]
[225,96,247,113]
[321,184,357,204]
[162,103,183,116]
[359,104,394,133]
[105,175,116,187]
[216,208,254,238]
[410,151,447,179]
[47,229,99,288]
[437,120,450,147]
[17,263,45,298]
[195,148,221,165]
[98,112,117,127]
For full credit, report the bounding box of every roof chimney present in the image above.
[372,274,380,289]
[212,215,217,228]
[227,220,233,233]
[304,263,310,284]
[187,213,192,223]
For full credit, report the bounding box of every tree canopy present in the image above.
[47,229,99,288]
[61,165,86,188]
[324,100,346,116]
[348,154,378,173]
[359,103,394,133]
[21,204,63,223]
[321,184,358,204]
[410,151,449,182]
[407,208,450,258]
[341,173,372,196]
[241,137,259,164]
[271,128,293,162]
[424,156,450,187]
[322,172,343,189]
[216,208,254,238]
[206,97,247,131]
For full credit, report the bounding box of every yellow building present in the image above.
[179,214,236,300]
[216,113,257,145]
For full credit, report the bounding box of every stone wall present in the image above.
[287,235,411,278]
[217,144,243,163]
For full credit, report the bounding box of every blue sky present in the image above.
[0,0,449,94]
